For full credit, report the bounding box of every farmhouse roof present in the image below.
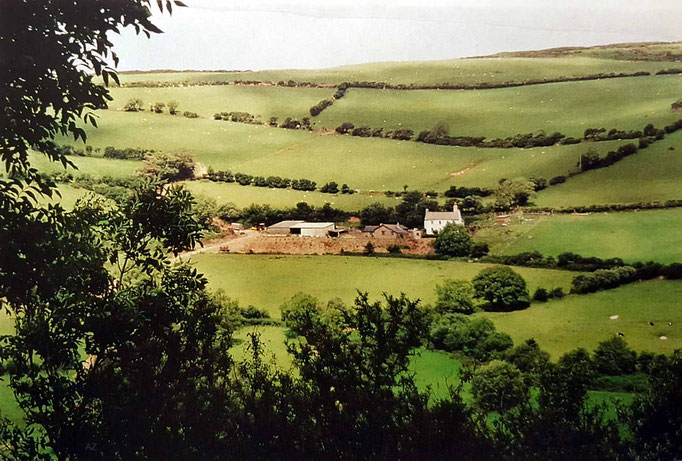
[290,222,335,229]
[379,223,409,234]
[424,205,463,222]
[362,226,379,233]
[268,220,305,229]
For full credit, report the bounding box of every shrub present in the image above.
[152,101,166,113]
[428,314,513,361]
[504,339,550,373]
[335,122,355,134]
[320,182,339,194]
[593,337,637,375]
[387,244,402,254]
[549,175,567,186]
[471,363,530,414]
[183,111,199,118]
[141,151,195,182]
[280,293,322,334]
[123,98,144,112]
[433,223,472,257]
[472,266,530,311]
[469,242,489,259]
[533,288,549,302]
[167,100,179,115]
[434,279,475,314]
[570,266,636,294]
[364,242,375,255]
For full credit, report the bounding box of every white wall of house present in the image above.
[425,219,449,235]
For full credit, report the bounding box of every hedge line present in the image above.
[119,70,659,90]
[309,83,348,117]
[205,168,353,195]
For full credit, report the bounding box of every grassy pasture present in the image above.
[189,254,576,316]
[107,85,331,121]
[58,111,626,192]
[115,56,674,86]
[476,209,682,264]
[484,280,682,358]
[29,150,141,178]
[535,130,682,207]
[316,75,682,138]
[184,180,397,210]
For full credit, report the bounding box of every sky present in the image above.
[110,0,682,71]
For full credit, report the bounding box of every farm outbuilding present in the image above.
[290,222,335,237]
[267,220,304,235]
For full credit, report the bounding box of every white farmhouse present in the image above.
[424,205,464,235]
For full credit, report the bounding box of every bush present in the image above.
[364,242,375,255]
[167,100,179,115]
[533,287,549,302]
[152,101,166,113]
[434,279,475,314]
[320,182,339,194]
[472,266,530,311]
[593,337,637,375]
[471,363,530,414]
[141,151,195,182]
[123,98,144,112]
[433,223,472,257]
[335,122,355,134]
[504,339,550,373]
[103,146,149,160]
[280,293,322,334]
[387,244,402,254]
[428,314,513,362]
[570,266,636,294]
[183,111,199,118]
[469,242,489,259]
[549,175,567,185]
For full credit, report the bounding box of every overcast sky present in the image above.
[110,0,682,71]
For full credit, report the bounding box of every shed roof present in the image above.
[268,220,304,229]
[290,222,335,229]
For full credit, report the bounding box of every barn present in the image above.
[289,222,335,237]
[266,220,305,235]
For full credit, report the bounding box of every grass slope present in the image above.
[483,280,682,357]
[476,209,682,264]
[536,130,682,207]
[59,111,626,192]
[316,75,682,138]
[189,254,576,315]
[108,85,331,121]
[184,180,398,210]
[115,56,675,87]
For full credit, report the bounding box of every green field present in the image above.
[189,254,576,315]
[316,76,682,138]
[184,180,398,210]
[536,130,682,207]
[484,280,682,357]
[29,151,141,179]
[59,111,627,193]
[108,85,331,121]
[476,208,682,263]
[115,56,677,87]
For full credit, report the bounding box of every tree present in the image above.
[504,339,550,374]
[471,363,530,414]
[167,100,179,115]
[472,266,530,311]
[493,178,535,210]
[360,202,396,225]
[433,223,472,257]
[320,181,339,194]
[592,336,637,375]
[124,98,145,111]
[435,279,476,314]
[280,293,323,334]
[142,151,195,182]
[625,352,682,460]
